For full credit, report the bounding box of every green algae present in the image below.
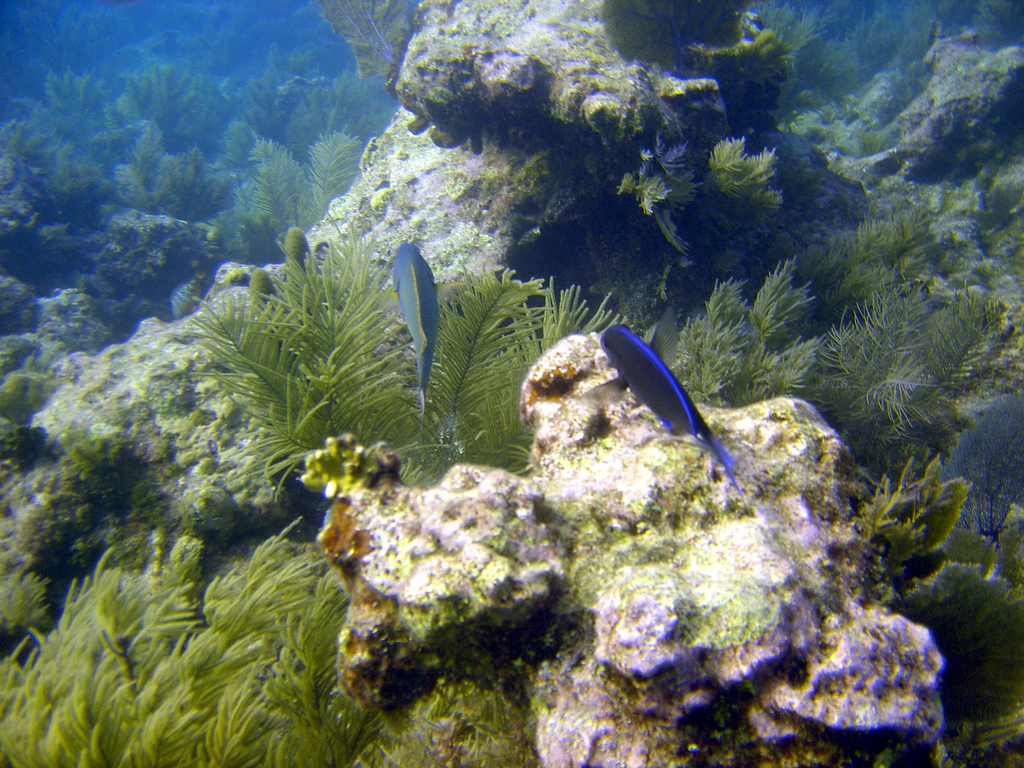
[0,372,48,426]
[600,0,751,69]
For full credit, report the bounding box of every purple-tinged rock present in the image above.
[521,334,945,765]
[755,603,944,743]
[306,331,946,764]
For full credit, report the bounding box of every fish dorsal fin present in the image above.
[650,308,678,366]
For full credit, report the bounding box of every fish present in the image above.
[170,271,206,319]
[588,309,738,489]
[393,243,439,426]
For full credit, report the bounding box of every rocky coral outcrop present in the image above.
[313,0,863,295]
[319,459,564,708]
[756,603,943,740]
[317,112,865,283]
[88,210,217,337]
[342,0,728,278]
[34,289,110,355]
[313,108,551,278]
[319,333,945,766]
[396,0,729,156]
[870,35,1024,180]
[0,309,282,581]
[312,0,726,278]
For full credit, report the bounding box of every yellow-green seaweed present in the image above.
[0,529,381,768]
[705,136,782,210]
[195,228,612,485]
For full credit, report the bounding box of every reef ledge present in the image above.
[317,333,945,767]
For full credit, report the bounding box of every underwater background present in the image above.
[1,0,1024,765]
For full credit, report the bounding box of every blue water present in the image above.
[0,0,354,99]
[0,0,396,343]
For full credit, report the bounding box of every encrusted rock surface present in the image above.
[34,289,111,355]
[756,603,943,741]
[312,108,552,278]
[88,210,217,336]
[309,0,760,279]
[322,333,946,766]
[0,311,281,579]
[396,0,728,154]
[313,0,864,295]
[321,463,564,708]
[869,36,1024,180]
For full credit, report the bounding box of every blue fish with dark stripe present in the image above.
[589,310,738,489]
[393,243,439,425]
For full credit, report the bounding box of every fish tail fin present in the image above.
[418,389,426,428]
[707,436,739,491]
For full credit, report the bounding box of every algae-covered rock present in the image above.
[0,370,47,425]
[396,0,730,154]
[0,314,283,581]
[522,335,942,764]
[89,210,217,338]
[869,36,1024,180]
[0,335,36,379]
[93,211,211,298]
[312,0,749,279]
[33,288,110,355]
[755,603,943,741]
[313,0,855,293]
[311,108,550,278]
[316,460,564,708]
[319,332,945,765]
